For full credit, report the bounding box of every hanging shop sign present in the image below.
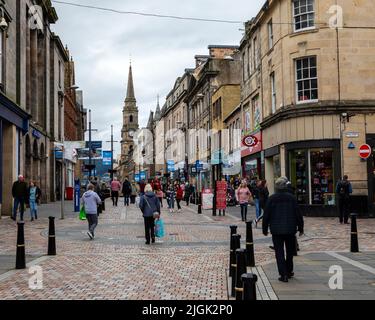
[241,131,262,157]
[242,135,258,148]
[216,181,227,210]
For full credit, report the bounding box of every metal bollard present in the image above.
[48,216,56,256]
[198,193,202,214]
[16,222,26,269]
[235,248,247,301]
[350,213,359,253]
[231,234,241,297]
[242,273,258,300]
[246,221,255,267]
[229,226,238,277]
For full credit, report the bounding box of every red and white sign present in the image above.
[359,144,372,159]
[241,131,262,157]
[216,181,227,210]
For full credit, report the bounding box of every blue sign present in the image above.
[32,129,42,139]
[140,171,146,181]
[102,151,112,166]
[135,174,140,182]
[86,141,102,150]
[167,160,175,172]
[74,179,80,212]
[195,160,203,171]
[55,148,63,159]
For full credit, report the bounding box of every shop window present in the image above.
[273,154,281,181]
[310,149,335,205]
[290,150,309,204]
[289,148,335,205]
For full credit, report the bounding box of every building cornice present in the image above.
[261,100,375,129]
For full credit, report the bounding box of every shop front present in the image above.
[285,140,341,216]
[241,130,263,181]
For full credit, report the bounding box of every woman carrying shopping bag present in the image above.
[139,184,161,245]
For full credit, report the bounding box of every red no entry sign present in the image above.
[359,144,371,159]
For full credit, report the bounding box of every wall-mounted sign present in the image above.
[86,141,102,150]
[242,135,259,148]
[32,129,42,139]
[346,132,360,138]
[359,144,371,159]
[348,142,355,149]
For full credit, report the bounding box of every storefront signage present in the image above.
[202,188,213,210]
[102,151,112,166]
[167,160,175,172]
[359,144,371,159]
[216,181,227,210]
[140,171,146,181]
[135,174,140,182]
[242,135,258,148]
[195,160,203,172]
[241,131,262,157]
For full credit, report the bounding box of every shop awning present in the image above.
[0,92,30,134]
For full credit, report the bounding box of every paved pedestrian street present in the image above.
[0,201,375,300]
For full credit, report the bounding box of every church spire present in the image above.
[125,64,136,103]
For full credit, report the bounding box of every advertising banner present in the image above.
[102,151,112,166]
[77,148,103,160]
[64,141,85,163]
[216,181,227,210]
[202,188,214,210]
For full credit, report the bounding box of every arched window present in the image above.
[33,140,39,159]
[129,115,133,123]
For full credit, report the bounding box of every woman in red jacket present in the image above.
[175,184,184,213]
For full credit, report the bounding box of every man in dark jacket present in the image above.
[11,175,28,221]
[122,178,132,206]
[263,177,304,282]
[336,175,352,224]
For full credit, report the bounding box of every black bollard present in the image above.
[242,273,258,300]
[16,222,26,269]
[235,248,247,300]
[229,226,238,277]
[48,216,56,256]
[198,192,202,214]
[231,234,241,297]
[350,213,359,253]
[245,221,255,267]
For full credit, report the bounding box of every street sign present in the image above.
[216,181,227,210]
[102,151,112,166]
[86,141,102,149]
[140,171,146,180]
[74,179,80,212]
[135,174,140,182]
[167,160,175,172]
[202,188,213,210]
[242,135,259,147]
[195,160,203,172]
[359,144,372,159]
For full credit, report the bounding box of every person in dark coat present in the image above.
[122,177,132,207]
[336,175,353,224]
[263,177,304,283]
[139,184,161,245]
[11,175,28,221]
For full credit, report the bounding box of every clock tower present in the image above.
[121,63,139,160]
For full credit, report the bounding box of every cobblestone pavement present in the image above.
[0,200,374,300]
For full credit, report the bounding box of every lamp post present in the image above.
[106,125,118,180]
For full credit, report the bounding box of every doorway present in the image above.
[367,135,375,215]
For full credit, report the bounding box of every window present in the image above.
[58,60,62,88]
[242,52,246,81]
[270,72,276,113]
[213,98,222,119]
[248,45,252,75]
[0,30,4,86]
[296,56,318,102]
[293,0,315,31]
[130,115,133,123]
[253,37,258,70]
[268,20,274,49]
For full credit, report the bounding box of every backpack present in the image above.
[338,181,349,195]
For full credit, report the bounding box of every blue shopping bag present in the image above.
[155,218,165,238]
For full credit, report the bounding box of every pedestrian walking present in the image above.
[27,181,41,221]
[236,182,252,222]
[139,179,146,196]
[262,177,304,283]
[166,183,175,213]
[254,180,270,227]
[110,177,122,206]
[130,181,137,204]
[81,184,102,240]
[336,175,353,224]
[176,184,183,212]
[139,184,161,245]
[184,182,192,206]
[155,187,164,208]
[122,177,132,207]
[11,175,28,221]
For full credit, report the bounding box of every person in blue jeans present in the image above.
[27,181,41,221]
[11,175,28,222]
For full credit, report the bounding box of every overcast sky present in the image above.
[51,0,264,157]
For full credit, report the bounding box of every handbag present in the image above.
[79,205,86,220]
[144,197,160,219]
[155,218,165,238]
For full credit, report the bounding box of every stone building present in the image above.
[240,0,375,216]
[184,45,240,191]
[0,0,68,217]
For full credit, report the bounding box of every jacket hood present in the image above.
[84,190,95,197]
[145,191,156,197]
